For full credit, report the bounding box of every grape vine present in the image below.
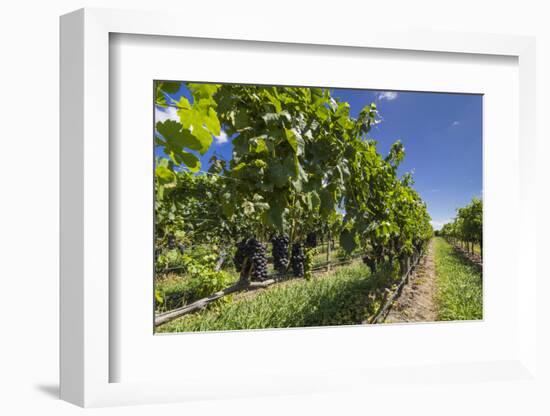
[438,198,482,256]
[154,81,434,292]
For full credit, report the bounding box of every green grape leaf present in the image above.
[155,165,176,184]
[161,81,181,94]
[285,128,305,156]
[267,162,288,187]
[167,150,200,172]
[188,83,220,100]
[340,229,357,253]
[156,120,205,153]
[266,195,286,231]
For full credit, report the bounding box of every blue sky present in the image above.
[155,85,482,230]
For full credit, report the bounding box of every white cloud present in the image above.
[378,91,398,101]
[154,106,178,123]
[430,219,450,231]
[451,120,460,127]
[214,130,229,144]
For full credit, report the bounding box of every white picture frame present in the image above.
[60,7,538,408]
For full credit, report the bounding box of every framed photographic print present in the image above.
[152,82,482,333]
[60,7,539,408]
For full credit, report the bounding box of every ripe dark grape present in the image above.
[291,243,306,277]
[305,232,317,248]
[167,233,176,249]
[271,234,290,274]
[233,239,248,272]
[246,238,268,281]
[233,238,268,281]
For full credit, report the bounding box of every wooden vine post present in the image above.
[326,231,331,271]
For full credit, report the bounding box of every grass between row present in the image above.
[156,262,394,333]
[155,245,355,313]
[434,237,483,321]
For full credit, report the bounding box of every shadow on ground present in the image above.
[34,383,59,399]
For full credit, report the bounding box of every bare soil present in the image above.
[383,239,438,323]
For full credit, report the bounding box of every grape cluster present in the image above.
[305,232,317,248]
[233,238,268,281]
[291,243,306,277]
[167,233,176,249]
[247,238,268,281]
[233,239,248,272]
[271,234,290,274]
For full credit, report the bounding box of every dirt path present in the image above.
[383,239,438,323]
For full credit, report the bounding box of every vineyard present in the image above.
[437,198,483,261]
[153,81,482,331]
